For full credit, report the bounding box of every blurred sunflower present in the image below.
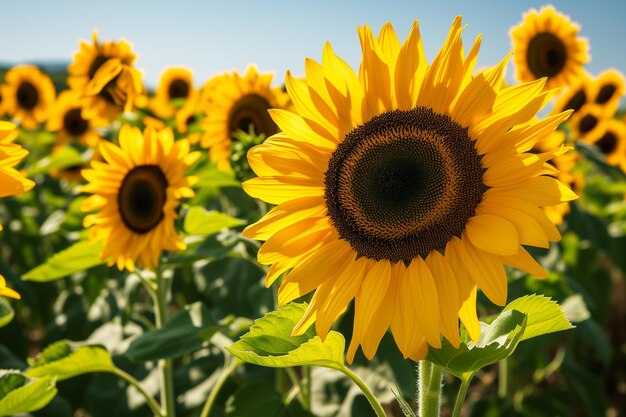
[151,67,195,119]
[81,125,199,271]
[2,65,56,130]
[0,275,20,300]
[200,65,291,170]
[242,18,576,362]
[570,104,607,142]
[0,85,6,116]
[591,69,624,118]
[175,96,204,145]
[47,90,101,148]
[551,73,592,116]
[591,119,626,167]
[510,5,589,90]
[68,31,143,121]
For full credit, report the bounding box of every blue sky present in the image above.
[1,0,624,89]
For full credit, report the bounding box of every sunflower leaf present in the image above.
[0,299,15,328]
[125,301,221,362]
[25,341,114,381]
[184,206,245,236]
[503,294,574,341]
[227,302,346,370]
[22,240,105,282]
[0,371,57,415]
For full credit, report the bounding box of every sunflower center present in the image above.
[17,81,39,110]
[325,107,487,263]
[228,94,277,138]
[63,108,89,136]
[579,114,597,134]
[595,84,616,105]
[527,32,567,78]
[88,55,109,80]
[564,89,586,112]
[118,165,168,234]
[168,79,190,100]
[595,131,617,155]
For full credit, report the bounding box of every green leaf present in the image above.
[125,302,221,362]
[0,299,14,329]
[391,386,417,417]
[0,371,57,416]
[22,240,105,282]
[25,341,114,381]
[184,206,245,236]
[194,165,241,189]
[427,310,527,378]
[503,294,574,341]
[27,145,86,175]
[225,382,316,417]
[227,302,346,370]
[560,294,591,323]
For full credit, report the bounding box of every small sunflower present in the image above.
[81,125,200,271]
[175,96,204,145]
[68,31,143,121]
[1,121,35,227]
[242,19,576,362]
[590,119,626,167]
[510,5,589,90]
[551,72,592,116]
[591,69,625,118]
[47,90,102,147]
[151,67,195,119]
[570,104,607,142]
[2,65,56,130]
[200,65,291,170]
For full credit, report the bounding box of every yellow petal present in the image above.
[466,214,519,256]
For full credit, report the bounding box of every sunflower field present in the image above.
[1,3,625,417]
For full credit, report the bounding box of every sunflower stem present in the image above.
[112,367,164,417]
[418,360,442,417]
[154,266,176,417]
[451,374,473,417]
[498,357,509,399]
[341,365,387,417]
[199,357,242,417]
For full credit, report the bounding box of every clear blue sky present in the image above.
[1,0,624,89]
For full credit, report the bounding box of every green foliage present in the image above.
[184,206,245,236]
[503,295,574,341]
[22,240,105,282]
[0,371,57,416]
[225,382,316,417]
[25,341,114,381]
[0,300,14,329]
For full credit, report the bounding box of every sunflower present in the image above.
[81,125,199,271]
[510,5,589,90]
[551,72,592,116]
[68,31,142,121]
[199,65,291,170]
[531,131,581,225]
[47,90,102,148]
[589,119,626,167]
[175,96,204,145]
[151,67,195,119]
[0,85,6,116]
[242,19,576,362]
[0,275,20,300]
[591,69,624,118]
[570,104,608,142]
[2,66,56,130]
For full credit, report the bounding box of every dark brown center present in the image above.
[118,165,168,234]
[88,55,109,80]
[595,84,617,105]
[17,81,39,110]
[595,131,617,155]
[324,107,487,264]
[167,79,190,100]
[526,32,567,79]
[228,93,277,138]
[579,114,598,134]
[63,108,89,137]
[564,89,586,113]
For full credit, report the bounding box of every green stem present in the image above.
[112,367,164,417]
[498,357,509,399]
[154,267,176,417]
[199,358,242,417]
[451,376,472,417]
[340,366,386,417]
[303,365,312,410]
[418,361,442,417]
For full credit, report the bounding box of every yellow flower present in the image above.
[590,119,626,167]
[591,69,625,118]
[570,104,608,142]
[68,31,143,121]
[0,275,20,300]
[151,67,195,118]
[510,5,589,90]
[81,125,199,271]
[242,18,576,362]
[46,90,102,148]
[175,95,204,145]
[2,65,56,130]
[551,72,592,116]
[199,65,291,170]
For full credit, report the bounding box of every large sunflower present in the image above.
[591,69,624,118]
[151,67,195,119]
[2,66,56,130]
[68,31,142,121]
[510,6,589,90]
[242,19,576,362]
[81,125,199,271]
[47,90,102,148]
[199,65,291,170]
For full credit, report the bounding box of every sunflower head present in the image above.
[46,90,102,147]
[81,125,200,271]
[570,104,608,142]
[551,72,592,116]
[2,65,56,130]
[199,65,291,170]
[242,18,576,362]
[510,5,589,90]
[590,119,626,167]
[151,67,195,118]
[591,69,625,118]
